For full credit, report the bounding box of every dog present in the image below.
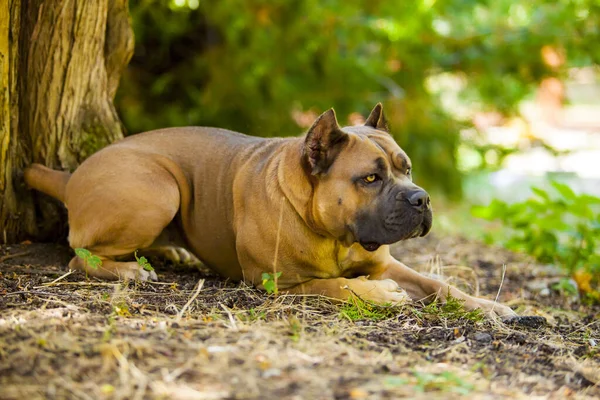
[24,104,516,318]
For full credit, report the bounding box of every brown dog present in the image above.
[24,104,516,318]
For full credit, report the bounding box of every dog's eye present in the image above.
[406,168,412,176]
[363,174,380,184]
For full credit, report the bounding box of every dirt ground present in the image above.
[1,233,598,399]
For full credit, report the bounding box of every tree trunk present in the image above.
[0,0,133,243]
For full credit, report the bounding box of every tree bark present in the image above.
[0,0,133,243]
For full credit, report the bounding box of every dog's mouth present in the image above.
[409,225,424,239]
[360,242,381,252]
[358,224,426,252]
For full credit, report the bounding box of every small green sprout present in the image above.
[261,271,282,294]
[74,248,102,269]
[134,251,154,271]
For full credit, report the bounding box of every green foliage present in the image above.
[472,182,600,302]
[415,292,485,322]
[134,251,155,272]
[340,295,400,321]
[74,248,102,270]
[261,271,282,294]
[117,1,600,200]
[117,0,600,198]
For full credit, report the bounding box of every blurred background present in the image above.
[115,0,600,239]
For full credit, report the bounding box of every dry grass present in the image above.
[1,235,599,399]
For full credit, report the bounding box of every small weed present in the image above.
[134,251,154,272]
[340,295,400,322]
[552,278,579,297]
[245,308,267,321]
[413,370,474,395]
[584,348,599,360]
[261,271,282,294]
[103,315,116,342]
[75,248,102,269]
[287,315,302,342]
[383,376,409,389]
[415,293,484,323]
[112,301,131,317]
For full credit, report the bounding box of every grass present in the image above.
[414,293,485,323]
[340,294,404,322]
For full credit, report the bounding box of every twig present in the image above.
[272,196,285,294]
[144,281,179,286]
[56,377,95,400]
[437,264,481,297]
[176,279,204,321]
[491,264,507,315]
[0,251,31,263]
[4,268,71,276]
[219,303,238,330]
[33,281,119,288]
[41,269,75,286]
[5,290,80,297]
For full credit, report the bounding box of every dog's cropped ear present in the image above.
[304,109,348,176]
[364,103,389,132]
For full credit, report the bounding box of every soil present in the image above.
[1,233,598,399]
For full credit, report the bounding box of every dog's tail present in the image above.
[23,163,71,203]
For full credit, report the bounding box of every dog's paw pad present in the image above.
[163,247,200,266]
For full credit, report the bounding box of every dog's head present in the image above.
[302,103,432,251]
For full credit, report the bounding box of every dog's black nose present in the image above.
[407,189,430,212]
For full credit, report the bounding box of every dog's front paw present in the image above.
[467,297,517,319]
[138,267,159,282]
[119,265,158,282]
[353,278,409,306]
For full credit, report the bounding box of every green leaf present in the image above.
[261,271,282,294]
[531,186,550,201]
[134,251,154,271]
[470,199,508,220]
[579,194,600,206]
[87,256,103,270]
[550,181,577,201]
[263,280,275,294]
[75,248,102,269]
[75,248,92,258]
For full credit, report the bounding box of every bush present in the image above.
[472,182,600,303]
